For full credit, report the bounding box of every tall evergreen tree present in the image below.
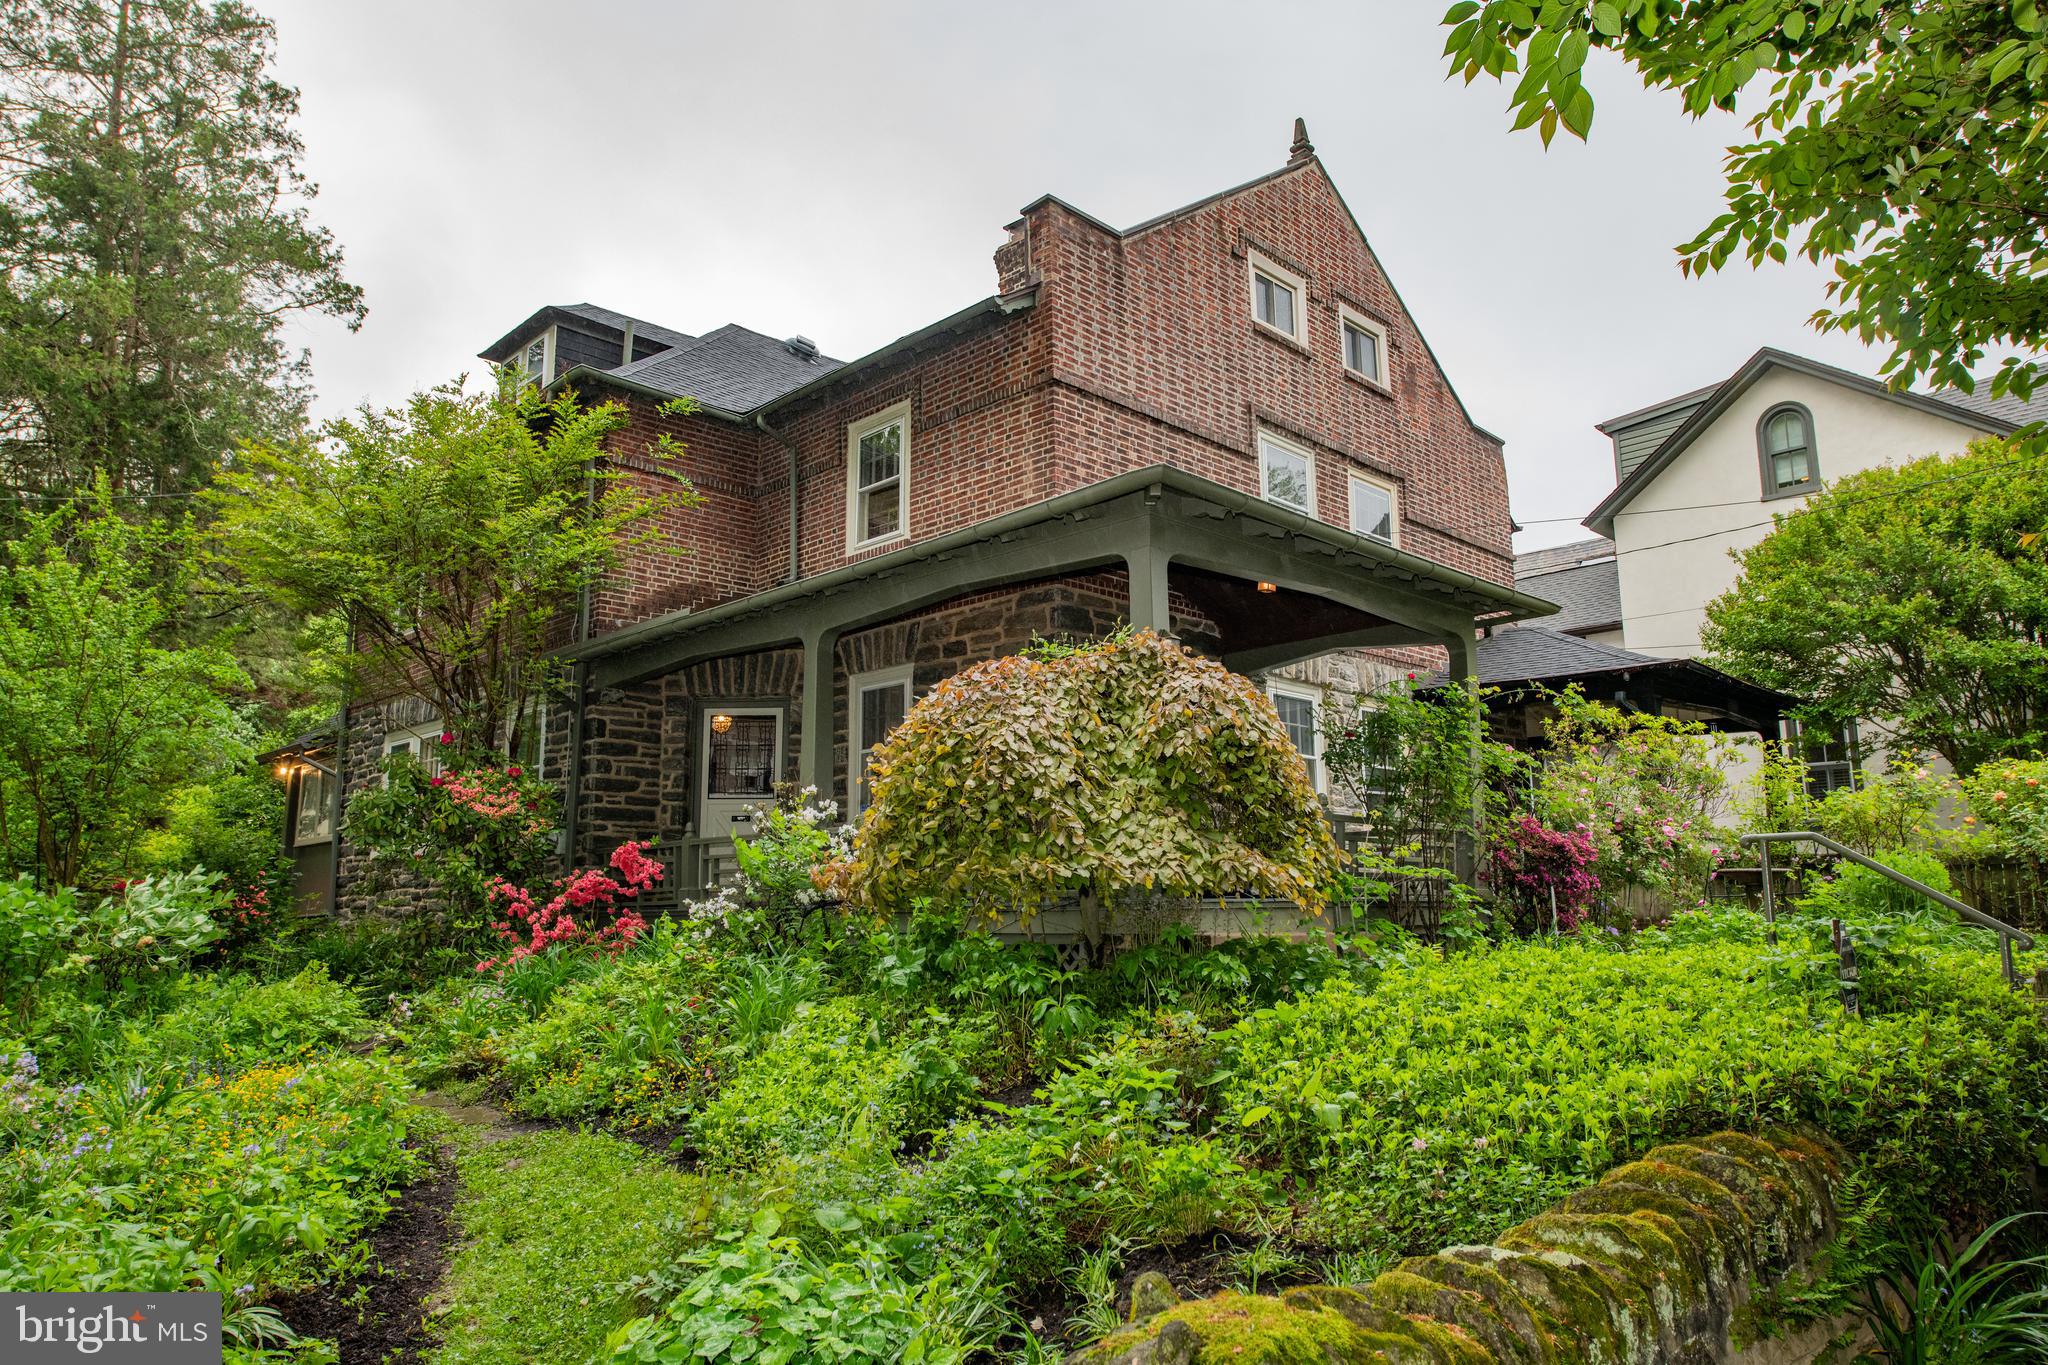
[0,0,363,508]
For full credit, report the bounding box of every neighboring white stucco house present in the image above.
[1586,348,2043,664]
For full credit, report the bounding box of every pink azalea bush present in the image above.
[478,840,665,971]
[1488,815,1601,933]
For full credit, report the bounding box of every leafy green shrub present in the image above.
[1524,688,1736,900]
[141,965,369,1071]
[607,1208,1004,1365]
[135,770,293,948]
[1221,921,2046,1260]
[0,1048,418,1296]
[489,937,731,1126]
[693,997,985,1167]
[838,630,1342,926]
[1959,756,2048,862]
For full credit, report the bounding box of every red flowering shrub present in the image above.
[479,840,665,971]
[346,752,560,934]
[1489,815,1602,934]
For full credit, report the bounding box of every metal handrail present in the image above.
[1742,830,2034,988]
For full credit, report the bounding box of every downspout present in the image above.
[755,411,801,585]
[328,617,353,916]
[561,467,597,866]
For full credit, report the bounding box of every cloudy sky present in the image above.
[261,0,1901,552]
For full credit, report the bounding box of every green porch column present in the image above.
[1443,630,1483,882]
[1124,542,1173,635]
[799,624,842,797]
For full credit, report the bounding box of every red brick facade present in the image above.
[578,155,1511,637]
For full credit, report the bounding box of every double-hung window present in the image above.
[382,721,446,780]
[1339,306,1388,386]
[1248,252,1307,343]
[1349,473,1396,544]
[1759,405,1819,497]
[848,402,910,549]
[1268,685,1324,792]
[848,666,914,815]
[1258,431,1315,514]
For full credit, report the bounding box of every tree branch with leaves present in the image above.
[1441,0,2048,403]
[207,378,698,756]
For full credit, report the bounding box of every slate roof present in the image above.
[1432,628,1654,689]
[558,303,695,354]
[1511,538,1620,636]
[1929,384,2048,428]
[611,324,844,413]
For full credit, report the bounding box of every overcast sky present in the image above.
[261,0,1905,553]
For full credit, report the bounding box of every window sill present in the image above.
[1343,368,1393,399]
[1251,322,1313,358]
[848,531,910,555]
[1761,482,1821,502]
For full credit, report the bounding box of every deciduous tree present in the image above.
[208,379,695,756]
[1440,0,2048,403]
[0,481,243,885]
[1702,440,2048,772]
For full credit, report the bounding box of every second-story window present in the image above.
[1258,431,1315,513]
[1349,472,1396,544]
[516,331,551,387]
[1339,306,1388,386]
[847,401,911,549]
[1248,252,1307,343]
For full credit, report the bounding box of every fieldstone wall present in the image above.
[334,694,442,920]
[1071,1129,1849,1365]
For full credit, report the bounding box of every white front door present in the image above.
[698,708,783,852]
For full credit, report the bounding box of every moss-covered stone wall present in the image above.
[1068,1128,1846,1365]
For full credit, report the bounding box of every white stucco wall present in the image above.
[1612,368,1998,661]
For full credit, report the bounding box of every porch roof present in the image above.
[563,466,1555,689]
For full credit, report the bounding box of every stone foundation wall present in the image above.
[1073,1128,1848,1365]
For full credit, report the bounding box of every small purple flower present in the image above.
[1410,1136,1428,1152]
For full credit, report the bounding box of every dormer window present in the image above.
[847,401,910,550]
[1759,404,1818,498]
[1339,306,1388,387]
[1258,430,1315,513]
[1248,252,1307,343]
[515,331,552,387]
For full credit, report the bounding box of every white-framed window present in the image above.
[1348,472,1397,545]
[1268,683,1324,792]
[1257,430,1316,514]
[846,401,910,550]
[382,720,447,779]
[1248,251,1307,343]
[515,328,553,387]
[1338,306,1388,386]
[848,666,914,815]
[1758,404,1819,498]
[292,766,335,846]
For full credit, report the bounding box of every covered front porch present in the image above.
[554,465,1554,896]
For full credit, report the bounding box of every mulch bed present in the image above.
[272,1143,460,1364]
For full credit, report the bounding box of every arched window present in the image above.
[1758,404,1819,497]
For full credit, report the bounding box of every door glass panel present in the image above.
[707,714,778,797]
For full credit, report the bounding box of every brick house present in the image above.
[282,123,1551,916]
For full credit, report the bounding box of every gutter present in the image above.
[563,464,1554,666]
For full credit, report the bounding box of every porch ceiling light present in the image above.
[711,713,735,734]
[1256,581,1278,594]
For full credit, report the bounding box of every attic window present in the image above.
[1339,306,1388,386]
[1758,404,1818,498]
[1248,252,1306,343]
[847,402,910,549]
[516,330,552,386]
